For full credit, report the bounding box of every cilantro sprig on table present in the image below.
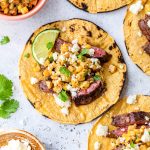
[0,36,10,45]
[0,74,19,118]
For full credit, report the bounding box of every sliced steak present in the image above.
[108,124,150,138]
[73,80,104,106]
[92,46,112,62]
[107,126,128,138]
[138,15,150,41]
[112,111,150,127]
[143,42,150,55]
[39,81,53,93]
[54,38,111,62]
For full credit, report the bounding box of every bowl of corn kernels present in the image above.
[0,0,47,20]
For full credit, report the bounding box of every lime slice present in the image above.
[32,29,60,64]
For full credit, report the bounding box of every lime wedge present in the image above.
[32,29,60,64]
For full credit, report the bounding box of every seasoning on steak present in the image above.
[107,126,128,138]
[111,111,150,127]
[54,38,111,62]
[143,42,150,55]
[72,80,104,106]
[39,81,53,93]
[138,15,150,41]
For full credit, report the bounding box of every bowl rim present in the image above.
[0,129,45,150]
[0,0,47,21]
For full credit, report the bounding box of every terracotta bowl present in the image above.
[0,0,47,21]
[0,129,45,150]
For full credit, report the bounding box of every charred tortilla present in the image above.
[124,0,150,75]
[88,95,150,150]
[68,0,132,13]
[19,19,126,124]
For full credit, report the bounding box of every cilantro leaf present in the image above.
[59,66,71,77]
[0,109,10,119]
[130,141,135,148]
[93,75,101,81]
[49,56,54,63]
[0,36,10,45]
[0,99,19,113]
[58,90,69,102]
[77,48,89,60]
[0,75,13,100]
[47,42,53,50]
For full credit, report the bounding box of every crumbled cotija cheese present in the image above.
[0,139,31,150]
[94,141,101,150]
[96,124,108,136]
[88,49,95,56]
[129,0,143,15]
[126,95,137,104]
[30,77,38,85]
[52,52,58,61]
[61,107,69,116]
[141,129,150,143]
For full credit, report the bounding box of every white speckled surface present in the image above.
[0,0,150,150]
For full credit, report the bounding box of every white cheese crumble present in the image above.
[0,139,31,150]
[137,31,142,37]
[94,141,101,150]
[70,54,78,63]
[67,84,78,97]
[59,55,66,61]
[126,95,137,104]
[88,48,95,56]
[30,77,38,85]
[53,94,71,108]
[129,0,143,15]
[96,124,108,137]
[72,39,78,45]
[71,39,80,53]
[61,107,69,116]
[53,52,58,61]
[141,129,150,143]
[147,20,150,28]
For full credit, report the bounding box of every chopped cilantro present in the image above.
[47,42,53,50]
[0,36,10,45]
[58,90,69,102]
[0,74,19,118]
[93,75,101,81]
[24,53,30,58]
[130,141,135,148]
[0,74,13,100]
[49,56,54,63]
[77,48,89,60]
[59,66,71,77]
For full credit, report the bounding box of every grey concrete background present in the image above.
[0,0,150,149]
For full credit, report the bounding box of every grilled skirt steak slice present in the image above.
[54,38,111,62]
[108,124,150,138]
[73,80,104,106]
[138,15,150,41]
[111,111,150,127]
[143,42,150,55]
[39,81,53,93]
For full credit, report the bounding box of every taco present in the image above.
[88,95,150,150]
[68,0,132,13]
[19,19,126,124]
[124,0,150,75]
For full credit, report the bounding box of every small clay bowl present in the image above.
[0,0,47,21]
[0,129,45,150]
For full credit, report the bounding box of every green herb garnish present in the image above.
[0,36,10,45]
[58,90,69,102]
[49,56,54,63]
[93,75,101,81]
[59,66,71,77]
[0,74,19,118]
[149,131,150,135]
[77,48,89,60]
[47,42,53,50]
[24,53,30,58]
[130,141,135,148]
